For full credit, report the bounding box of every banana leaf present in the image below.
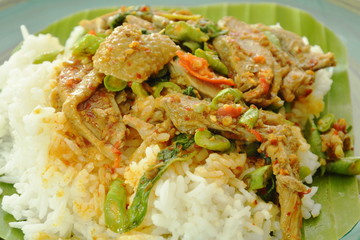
[1,3,359,240]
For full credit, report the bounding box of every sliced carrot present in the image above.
[88,30,97,36]
[176,51,235,86]
[259,77,270,95]
[248,128,263,142]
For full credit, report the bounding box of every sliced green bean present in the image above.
[131,82,149,97]
[244,142,261,157]
[245,165,273,190]
[153,82,182,97]
[192,103,207,113]
[304,118,326,159]
[104,152,195,233]
[33,50,61,64]
[317,113,335,133]
[194,49,228,76]
[104,75,128,92]
[263,31,281,48]
[72,34,104,56]
[152,66,168,79]
[239,106,259,129]
[104,179,127,233]
[198,21,228,38]
[203,42,217,55]
[210,88,243,110]
[165,21,209,42]
[183,41,201,54]
[299,166,311,180]
[326,156,360,175]
[194,129,231,151]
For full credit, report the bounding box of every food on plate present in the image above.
[0,5,358,240]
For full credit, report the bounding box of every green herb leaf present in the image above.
[173,133,195,150]
[183,86,197,97]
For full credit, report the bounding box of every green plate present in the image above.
[1,3,359,240]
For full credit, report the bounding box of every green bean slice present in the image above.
[239,106,259,129]
[304,118,326,159]
[195,49,228,76]
[165,21,209,42]
[326,156,360,175]
[194,129,231,151]
[183,41,201,54]
[104,152,195,233]
[245,165,273,190]
[153,82,182,97]
[263,31,281,48]
[33,50,61,64]
[104,75,127,92]
[299,166,311,180]
[210,88,243,109]
[104,179,127,232]
[72,34,104,56]
[131,82,149,97]
[317,113,335,133]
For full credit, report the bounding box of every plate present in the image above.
[0,2,359,240]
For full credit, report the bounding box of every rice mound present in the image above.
[150,162,281,240]
[0,26,325,240]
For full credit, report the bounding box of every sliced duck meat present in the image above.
[54,57,126,160]
[160,93,255,142]
[214,16,336,106]
[258,25,336,71]
[93,24,179,83]
[258,124,308,240]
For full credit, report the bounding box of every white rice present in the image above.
[0,26,328,240]
[301,187,322,219]
[297,142,321,185]
[151,168,281,240]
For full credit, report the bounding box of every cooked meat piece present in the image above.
[258,124,307,240]
[257,109,287,126]
[93,24,179,83]
[256,24,336,71]
[54,57,126,160]
[52,58,94,109]
[169,59,223,98]
[160,93,255,142]
[62,70,117,160]
[80,17,108,33]
[280,67,314,102]
[214,18,284,107]
[123,116,174,162]
[215,17,335,105]
[80,9,122,33]
[125,15,155,31]
[78,87,126,147]
[218,17,290,67]
[130,95,157,122]
[123,114,155,139]
[276,175,304,240]
[320,118,353,160]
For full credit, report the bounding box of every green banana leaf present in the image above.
[0,182,23,240]
[1,3,359,240]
